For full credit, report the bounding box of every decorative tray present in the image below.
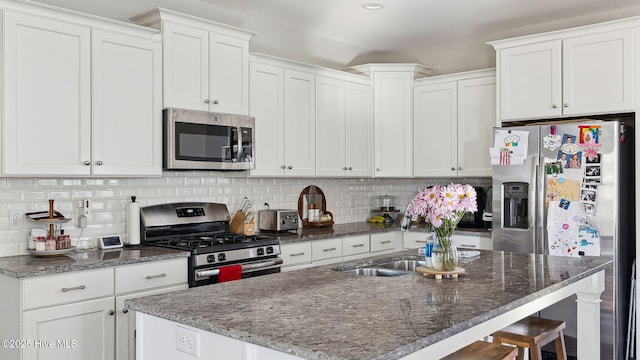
[27,247,76,257]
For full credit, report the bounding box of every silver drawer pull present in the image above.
[61,285,86,292]
[146,273,167,280]
[459,244,477,248]
[352,244,365,248]
[290,252,306,257]
[323,247,337,252]
[380,240,391,244]
[415,240,426,243]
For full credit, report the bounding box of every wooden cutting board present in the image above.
[416,266,465,279]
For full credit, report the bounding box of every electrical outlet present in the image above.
[176,326,200,357]
[9,210,24,230]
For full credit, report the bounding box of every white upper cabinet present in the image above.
[491,23,635,121]
[283,69,316,176]
[92,30,162,176]
[249,56,315,177]
[413,69,495,177]
[316,75,372,177]
[4,11,92,176]
[347,64,430,177]
[132,9,254,115]
[3,5,162,177]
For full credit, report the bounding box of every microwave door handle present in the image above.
[195,258,284,278]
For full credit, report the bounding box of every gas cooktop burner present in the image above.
[151,233,279,254]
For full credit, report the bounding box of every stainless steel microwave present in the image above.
[163,108,255,170]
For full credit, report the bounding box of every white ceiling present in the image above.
[29,0,640,74]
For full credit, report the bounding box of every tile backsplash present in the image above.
[0,172,490,257]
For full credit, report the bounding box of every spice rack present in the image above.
[26,199,74,255]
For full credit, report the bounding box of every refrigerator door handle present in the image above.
[535,155,546,255]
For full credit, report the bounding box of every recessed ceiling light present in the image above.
[362,2,386,10]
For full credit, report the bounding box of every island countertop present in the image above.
[126,250,612,360]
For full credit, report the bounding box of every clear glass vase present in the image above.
[431,236,459,271]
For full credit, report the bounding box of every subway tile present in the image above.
[85,179,106,187]
[62,179,83,187]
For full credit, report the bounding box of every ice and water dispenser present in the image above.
[503,182,528,229]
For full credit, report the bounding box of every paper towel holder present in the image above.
[126,196,142,246]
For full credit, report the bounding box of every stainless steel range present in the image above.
[140,202,282,287]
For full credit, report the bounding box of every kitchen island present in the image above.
[127,250,610,360]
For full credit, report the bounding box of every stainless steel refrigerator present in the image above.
[491,119,635,360]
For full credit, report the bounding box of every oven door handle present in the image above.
[195,258,283,278]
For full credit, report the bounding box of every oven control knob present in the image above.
[257,248,265,256]
[218,253,226,262]
[207,255,216,263]
[266,246,274,254]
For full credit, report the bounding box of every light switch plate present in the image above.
[9,210,23,230]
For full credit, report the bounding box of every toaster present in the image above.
[258,209,299,231]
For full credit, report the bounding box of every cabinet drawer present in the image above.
[22,267,114,310]
[370,233,396,252]
[312,238,343,261]
[342,235,370,257]
[116,258,187,294]
[402,232,432,249]
[452,234,480,249]
[281,242,312,267]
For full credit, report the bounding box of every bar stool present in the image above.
[491,316,567,360]
[442,340,518,360]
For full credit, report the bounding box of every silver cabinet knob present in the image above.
[458,167,462,170]
[552,104,558,109]
[563,103,569,108]
[122,308,129,314]
[287,165,293,170]
[348,167,352,170]
[281,165,286,169]
[343,167,348,170]
[83,161,91,166]
[204,99,210,104]
[451,167,455,171]
[213,100,219,105]
[96,161,103,166]
[108,310,115,316]
[376,168,380,171]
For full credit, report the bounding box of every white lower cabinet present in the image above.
[280,242,313,271]
[0,257,187,360]
[311,238,343,266]
[281,232,402,271]
[370,232,401,254]
[23,297,115,360]
[342,235,371,260]
[452,233,492,250]
[402,231,432,249]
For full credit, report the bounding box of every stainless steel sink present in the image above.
[340,268,410,277]
[377,260,425,271]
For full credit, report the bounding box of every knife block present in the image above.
[229,211,255,236]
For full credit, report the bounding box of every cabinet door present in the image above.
[209,33,249,115]
[92,30,162,176]
[162,21,209,111]
[4,11,91,176]
[249,62,285,176]
[498,40,562,120]
[116,285,187,360]
[457,76,495,177]
[413,82,457,177]
[373,71,413,177]
[345,82,373,177]
[280,242,312,271]
[315,76,346,176]
[23,297,115,360]
[562,29,634,116]
[284,69,316,176]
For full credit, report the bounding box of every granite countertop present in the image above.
[126,249,612,360]
[261,221,491,244]
[0,247,190,278]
